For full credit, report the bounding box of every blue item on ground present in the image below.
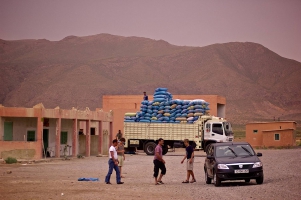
[78,178,99,181]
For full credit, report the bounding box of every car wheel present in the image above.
[256,175,264,184]
[205,169,212,184]
[213,170,221,187]
[245,179,250,183]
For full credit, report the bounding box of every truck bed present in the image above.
[124,122,200,141]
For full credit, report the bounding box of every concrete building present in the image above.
[102,95,226,136]
[246,121,297,147]
[0,104,113,160]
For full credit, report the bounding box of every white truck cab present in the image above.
[202,116,234,151]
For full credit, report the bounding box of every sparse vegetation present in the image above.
[77,154,84,159]
[234,130,246,138]
[5,157,17,164]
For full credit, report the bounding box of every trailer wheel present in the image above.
[162,146,168,155]
[144,142,156,155]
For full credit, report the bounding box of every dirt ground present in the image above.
[1,148,301,200]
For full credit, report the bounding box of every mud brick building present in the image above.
[246,121,297,147]
[0,104,113,160]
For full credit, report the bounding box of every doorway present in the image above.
[43,129,49,157]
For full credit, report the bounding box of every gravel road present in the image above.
[1,148,301,200]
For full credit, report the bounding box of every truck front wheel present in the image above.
[144,142,156,155]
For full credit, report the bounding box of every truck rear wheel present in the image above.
[162,146,168,155]
[144,142,156,155]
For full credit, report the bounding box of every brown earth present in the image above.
[0,148,301,200]
[0,34,301,125]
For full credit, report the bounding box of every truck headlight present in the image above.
[252,162,263,168]
[217,164,229,169]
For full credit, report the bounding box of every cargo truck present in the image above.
[124,115,234,155]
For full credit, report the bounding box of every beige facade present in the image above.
[0,104,113,160]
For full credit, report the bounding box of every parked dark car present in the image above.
[204,142,263,187]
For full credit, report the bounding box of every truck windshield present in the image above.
[223,122,233,136]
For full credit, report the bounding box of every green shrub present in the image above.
[5,157,17,164]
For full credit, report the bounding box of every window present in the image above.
[253,130,258,133]
[61,132,68,144]
[275,133,280,141]
[91,128,96,135]
[43,118,49,127]
[4,122,13,141]
[205,123,211,132]
[27,131,36,141]
[212,123,223,135]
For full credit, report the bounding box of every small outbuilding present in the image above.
[246,121,297,148]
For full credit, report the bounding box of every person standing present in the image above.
[143,92,148,101]
[181,139,196,183]
[116,130,122,141]
[117,138,126,178]
[105,139,124,184]
[153,138,166,185]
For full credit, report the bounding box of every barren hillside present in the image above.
[0,34,300,125]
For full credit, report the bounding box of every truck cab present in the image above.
[202,117,234,151]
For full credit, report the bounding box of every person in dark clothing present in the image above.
[153,138,166,185]
[143,92,148,101]
[181,139,196,183]
[116,130,122,141]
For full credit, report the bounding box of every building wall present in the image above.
[246,121,296,147]
[0,105,113,160]
[262,130,295,147]
[0,116,3,140]
[103,95,226,136]
[0,117,37,141]
[0,141,40,159]
[77,121,111,156]
[78,135,86,155]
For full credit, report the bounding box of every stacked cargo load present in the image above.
[124,88,210,123]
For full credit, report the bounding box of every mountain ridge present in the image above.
[0,34,300,125]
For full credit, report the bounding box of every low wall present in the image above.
[0,141,39,160]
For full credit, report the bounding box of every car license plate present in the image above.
[234,169,249,173]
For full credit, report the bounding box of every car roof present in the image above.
[212,142,250,146]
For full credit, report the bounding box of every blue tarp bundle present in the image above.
[124,87,210,123]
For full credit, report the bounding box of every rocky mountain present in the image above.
[0,34,301,125]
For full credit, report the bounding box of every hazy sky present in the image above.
[1,0,301,62]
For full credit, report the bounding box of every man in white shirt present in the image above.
[105,139,124,184]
